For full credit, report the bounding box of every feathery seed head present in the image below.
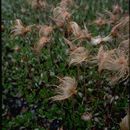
[51,76,77,101]
[11,19,31,36]
[69,47,89,66]
[34,36,50,54]
[53,7,71,27]
[39,25,53,37]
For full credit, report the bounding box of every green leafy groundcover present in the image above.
[2,0,129,130]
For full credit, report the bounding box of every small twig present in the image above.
[76,65,80,81]
[83,66,87,102]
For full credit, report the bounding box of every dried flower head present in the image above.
[103,50,128,71]
[59,0,74,8]
[38,25,53,37]
[107,50,129,84]
[69,46,89,66]
[104,10,120,24]
[51,76,77,101]
[112,4,123,14]
[97,46,115,73]
[11,19,31,36]
[68,21,91,41]
[78,30,92,41]
[110,16,129,40]
[81,112,92,121]
[68,21,81,37]
[118,39,129,54]
[28,0,47,9]
[34,36,50,53]
[94,17,106,27]
[97,46,129,84]
[52,6,71,27]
